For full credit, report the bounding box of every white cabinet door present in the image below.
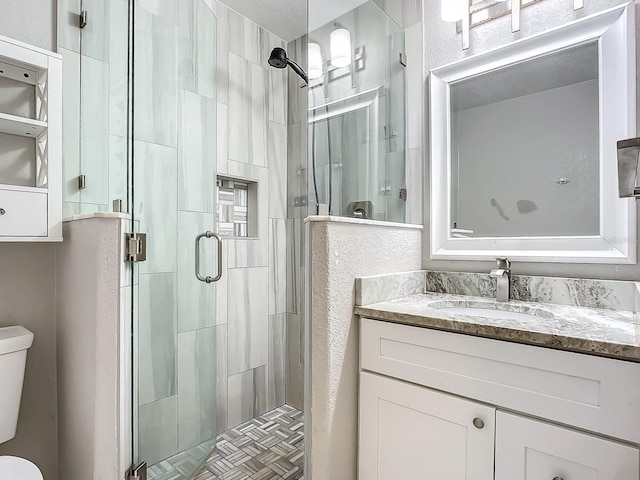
[496,411,640,480]
[359,372,495,480]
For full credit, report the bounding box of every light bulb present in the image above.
[330,28,352,68]
[441,0,467,22]
[308,43,323,80]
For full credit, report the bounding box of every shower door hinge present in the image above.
[128,462,147,480]
[125,233,147,262]
[77,174,86,190]
[399,52,407,67]
[399,187,408,201]
[79,10,88,29]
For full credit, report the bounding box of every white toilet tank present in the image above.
[0,326,34,444]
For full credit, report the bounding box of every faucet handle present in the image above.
[496,257,511,270]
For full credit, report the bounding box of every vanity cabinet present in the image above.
[358,318,640,480]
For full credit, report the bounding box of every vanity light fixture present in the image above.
[451,0,586,50]
[441,0,467,22]
[308,42,324,80]
[330,28,352,68]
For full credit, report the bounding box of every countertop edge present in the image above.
[354,305,640,363]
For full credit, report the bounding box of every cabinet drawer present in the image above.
[360,318,640,443]
[495,411,640,480]
[0,188,47,237]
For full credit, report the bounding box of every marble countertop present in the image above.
[355,293,640,362]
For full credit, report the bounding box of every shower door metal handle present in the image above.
[195,231,223,283]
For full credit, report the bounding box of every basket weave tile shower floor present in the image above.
[149,405,304,480]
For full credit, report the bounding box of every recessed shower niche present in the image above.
[216,176,258,238]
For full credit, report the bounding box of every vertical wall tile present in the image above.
[179,0,216,98]
[133,141,178,274]
[286,219,301,314]
[243,18,260,65]
[133,7,178,147]
[216,324,228,434]
[226,7,245,60]
[269,219,287,315]
[227,267,269,375]
[58,0,82,52]
[228,54,266,166]
[267,314,286,410]
[138,395,179,465]
[80,0,110,62]
[177,211,217,332]
[109,0,129,138]
[60,48,81,204]
[178,327,217,451]
[178,90,217,212]
[80,55,109,206]
[109,135,128,205]
[285,313,304,410]
[267,67,287,126]
[227,366,267,428]
[216,102,229,175]
[214,1,230,105]
[267,121,287,219]
[138,273,177,405]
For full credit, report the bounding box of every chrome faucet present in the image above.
[490,257,511,302]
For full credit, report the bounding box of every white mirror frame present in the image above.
[429,3,636,264]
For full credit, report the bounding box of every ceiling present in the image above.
[217,0,369,42]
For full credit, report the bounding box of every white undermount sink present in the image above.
[428,300,555,322]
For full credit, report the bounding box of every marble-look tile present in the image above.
[179,0,216,99]
[138,273,177,405]
[177,211,217,332]
[267,314,286,410]
[213,1,230,105]
[215,324,228,434]
[227,267,269,375]
[228,53,266,166]
[227,366,267,428]
[134,6,178,148]
[267,64,287,126]
[268,121,287,219]
[285,313,304,410]
[285,219,301,314]
[355,270,426,306]
[136,0,179,21]
[177,327,218,451]
[216,244,228,325]
[405,147,423,225]
[286,37,307,125]
[60,48,80,204]
[243,18,260,65]
[79,0,110,62]
[80,55,109,207]
[178,90,217,213]
[109,0,129,138]
[269,219,287,315]
[57,0,81,52]
[133,141,178,274]
[286,122,308,219]
[216,101,229,175]
[138,395,179,465]
[226,5,245,61]
[109,135,127,205]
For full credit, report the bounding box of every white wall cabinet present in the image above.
[358,318,640,480]
[359,372,495,480]
[0,35,62,241]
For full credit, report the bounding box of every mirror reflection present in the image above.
[450,42,599,238]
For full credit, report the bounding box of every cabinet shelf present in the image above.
[0,112,46,138]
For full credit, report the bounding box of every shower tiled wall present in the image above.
[134,0,289,465]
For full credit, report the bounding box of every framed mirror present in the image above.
[429,3,636,263]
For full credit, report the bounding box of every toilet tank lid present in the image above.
[0,326,34,355]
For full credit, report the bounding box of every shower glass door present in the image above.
[130,0,219,477]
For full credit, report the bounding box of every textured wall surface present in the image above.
[0,2,58,478]
[0,244,58,480]
[423,0,640,279]
[308,218,422,480]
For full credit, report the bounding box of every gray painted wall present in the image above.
[0,1,59,479]
[423,0,640,280]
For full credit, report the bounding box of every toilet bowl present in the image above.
[0,326,43,479]
[0,456,43,480]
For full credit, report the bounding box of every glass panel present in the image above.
[130,0,218,478]
[307,1,406,222]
